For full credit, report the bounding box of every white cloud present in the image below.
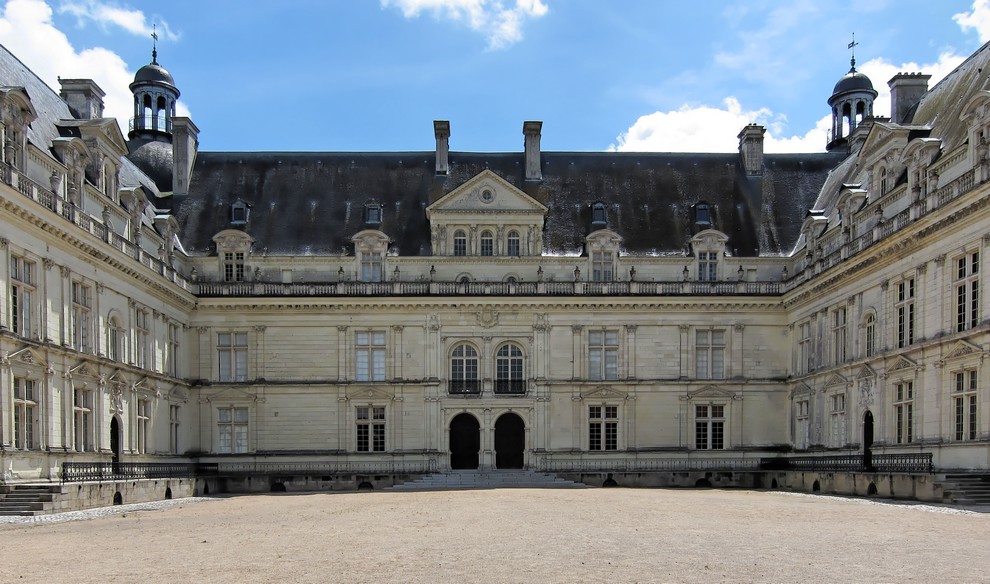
[0,0,189,130]
[381,0,547,49]
[58,0,178,41]
[611,52,966,154]
[954,0,990,42]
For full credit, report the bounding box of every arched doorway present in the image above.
[110,416,122,474]
[494,413,525,469]
[862,410,874,470]
[449,413,480,470]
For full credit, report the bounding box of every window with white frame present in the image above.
[695,329,726,380]
[356,406,386,452]
[223,252,245,282]
[169,404,180,454]
[799,321,812,373]
[894,381,913,444]
[495,342,524,394]
[832,307,847,365]
[13,378,36,449]
[136,399,150,454]
[588,405,618,451]
[592,251,613,282]
[864,313,877,357]
[480,230,494,257]
[217,406,249,453]
[896,278,915,348]
[10,255,35,337]
[453,230,467,257]
[695,403,725,450]
[698,252,718,281]
[71,282,92,352]
[795,399,810,449]
[166,322,180,377]
[506,230,521,257]
[588,330,618,381]
[954,370,978,441]
[135,308,150,368]
[107,316,125,362]
[956,251,980,332]
[449,343,479,394]
[356,331,386,381]
[829,393,846,448]
[73,387,93,451]
[360,252,383,283]
[217,332,249,382]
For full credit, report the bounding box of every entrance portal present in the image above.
[449,413,480,470]
[863,410,874,470]
[494,413,525,469]
[110,416,122,473]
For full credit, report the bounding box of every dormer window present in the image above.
[231,200,250,226]
[694,202,711,225]
[365,201,382,226]
[591,202,607,228]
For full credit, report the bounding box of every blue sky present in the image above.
[1,0,989,153]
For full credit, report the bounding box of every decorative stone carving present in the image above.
[476,307,499,328]
[858,378,874,407]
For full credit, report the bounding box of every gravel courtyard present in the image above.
[2,488,988,583]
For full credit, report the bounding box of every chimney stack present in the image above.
[58,79,105,120]
[171,117,200,197]
[523,121,543,181]
[888,73,931,125]
[738,123,765,176]
[434,120,450,175]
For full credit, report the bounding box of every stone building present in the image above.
[1,40,989,499]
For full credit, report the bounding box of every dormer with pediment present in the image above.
[835,187,867,236]
[961,90,990,181]
[859,121,914,201]
[425,170,548,257]
[0,87,38,172]
[51,136,90,205]
[585,229,622,282]
[212,229,255,283]
[56,118,128,203]
[901,137,941,199]
[351,229,391,282]
[688,229,730,281]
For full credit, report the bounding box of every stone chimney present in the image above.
[523,120,543,181]
[58,79,105,120]
[434,120,450,175]
[738,123,765,176]
[888,73,931,124]
[171,117,199,196]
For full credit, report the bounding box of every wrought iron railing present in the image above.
[540,457,761,472]
[760,452,933,473]
[493,380,527,395]
[448,380,481,395]
[212,460,437,476]
[61,462,214,483]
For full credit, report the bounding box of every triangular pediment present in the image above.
[345,386,396,401]
[4,346,47,368]
[789,381,813,399]
[108,369,129,386]
[580,385,629,400]
[68,360,100,379]
[944,339,983,362]
[682,384,738,401]
[203,386,261,403]
[856,364,876,380]
[861,121,909,158]
[168,386,189,402]
[426,170,548,215]
[888,354,917,373]
[823,372,849,389]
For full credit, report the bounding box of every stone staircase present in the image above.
[937,473,990,505]
[0,484,63,516]
[385,470,589,491]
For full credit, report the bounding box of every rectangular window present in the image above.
[588,405,618,451]
[217,406,249,453]
[896,278,915,348]
[136,399,150,454]
[698,252,717,281]
[865,316,876,358]
[592,252,613,282]
[588,330,618,381]
[956,251,980,332]
[166,323,180,377]
[954,370,978,441]
[13,378,36,449]
[829,393,846,448]
[10,255,35,337]
[480,234,494,257]
[798,322,812,373]
[695,329,726,380]
[795,399,810,449]
[695,404,725,450]
[361,252,383,282]
[832,307,846,365]
[71,281,92,352]
[73,388,93,451]
[223,252,245,282]
[355,331,386,381]
[506,232,520,257]
[135,308,150,368]
[169,404,180,454]
[356,406,386,452]
[217,332,249,382]
[894,381,913,444]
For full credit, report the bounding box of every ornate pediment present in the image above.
[944,339,983,362]
[168,386,189,402]
[681,384,739,401]
[212,229,255,252]
[425,170,548,215]
[823,372,849,389]
[579,385,629,401]
[4,346,47,369]
[789,381,814,399]
[344,385,397,401]
[202,386,262,403]
[855,364,876,380]
[67,360,100,379]
[888,354,918,373]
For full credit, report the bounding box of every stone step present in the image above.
[386,471,589,491]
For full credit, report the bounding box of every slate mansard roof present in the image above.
[175,149,845,258]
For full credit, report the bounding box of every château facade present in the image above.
[2,40,990,488]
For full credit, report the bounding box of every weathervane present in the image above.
[848,32,858,72]
[151,24,159,63]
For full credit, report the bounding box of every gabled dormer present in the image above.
[688,229,729,281]
[425,169,548,257]
[56,118,128,202]
[0,87,38,172]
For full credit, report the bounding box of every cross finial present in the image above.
[151,24,159,63]
[847,32,859,72]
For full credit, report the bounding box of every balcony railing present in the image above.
[61,461,212,483]
[762,452,933,473]
[448,379,481,395]
[493,379,526,395]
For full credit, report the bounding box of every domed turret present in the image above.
[827,48,877,152]
[126,47,180,192]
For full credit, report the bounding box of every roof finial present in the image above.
[847,32,858,72]
[151,24,159,64]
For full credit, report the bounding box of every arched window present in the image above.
[453,230,467,257]
[107,316,124,362]
[480,230,494,256]
[506,230,521,257]
[450,343,479,394]
[495,343,524,394]
[864,313,876,357]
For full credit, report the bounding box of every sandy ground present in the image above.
[2,488,988,583]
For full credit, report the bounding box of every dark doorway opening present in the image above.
[110,416,121,474]
[450,413,480,470]
[494,413,525,469]
[863,410,874,470]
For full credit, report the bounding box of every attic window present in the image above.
[591,202,607,228]
[365,201,382,226]
[231,201,250,226]
[694,203,711,225]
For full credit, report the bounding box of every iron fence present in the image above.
[760,452,933,473]
[60,462,214,483]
